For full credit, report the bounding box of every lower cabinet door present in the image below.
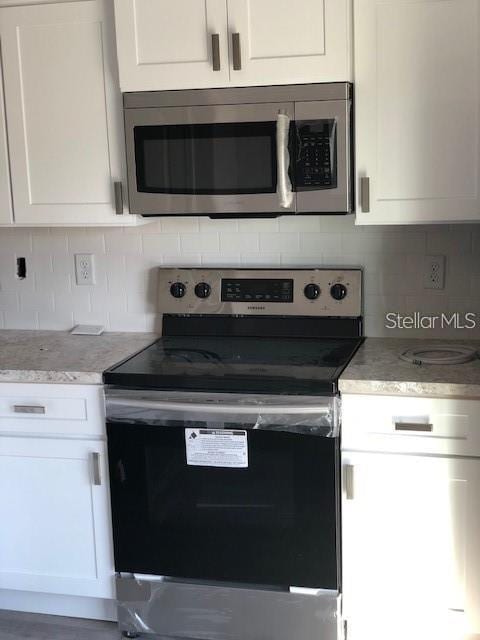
[342,452,480,640]
[0,437,114,599]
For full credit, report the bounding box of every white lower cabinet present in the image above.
[342,395,480,640]
[0,384,114,602]
[0,438,113,598]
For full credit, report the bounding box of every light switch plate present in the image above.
[70,324,105,336]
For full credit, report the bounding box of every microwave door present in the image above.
[124,103,297,216]
[294,101,352,214]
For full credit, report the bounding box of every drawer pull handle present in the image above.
[232,33,242,70]
[394,422,433,433]
[114,181,123,215]
[211,33,221,71]
[360,176,370,212]
[13,405,46,415]
[92,452,101,486]
[344,464,355,500]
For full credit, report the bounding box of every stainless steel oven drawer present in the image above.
[117,575,340,640]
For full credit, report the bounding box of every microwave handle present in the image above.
[276,111,294,209]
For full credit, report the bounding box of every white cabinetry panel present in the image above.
[114,0,229,91]
[342,452,480,639]
[0,0,129,225]
[0,438,114,598]
[114,0,351,91]
[227,0,350,86]
[355,0,480,224]
[0,58,12,224]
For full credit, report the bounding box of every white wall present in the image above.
[0,216,479,337]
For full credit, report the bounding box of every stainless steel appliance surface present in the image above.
[124,83,353,217]
[104,267,363,640]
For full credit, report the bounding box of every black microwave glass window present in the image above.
[134,122,277,195]
[295,119,337,190]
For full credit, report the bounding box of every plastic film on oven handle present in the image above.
[276,110,294,209]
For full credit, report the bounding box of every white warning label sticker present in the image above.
[185,428,248,468]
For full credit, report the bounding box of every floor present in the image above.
[0,610,122,640]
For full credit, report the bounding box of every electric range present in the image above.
[104,267,363,640]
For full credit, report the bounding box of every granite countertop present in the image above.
[339,338,480,399]
[0,330,158,384]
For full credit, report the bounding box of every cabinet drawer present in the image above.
[0,395,86,421]
[0,383,105,437]
[342,394,480,457]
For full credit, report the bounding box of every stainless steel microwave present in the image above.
[124,83,353,218]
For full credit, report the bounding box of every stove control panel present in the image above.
[158,268,362,317]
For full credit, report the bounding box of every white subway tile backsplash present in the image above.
[143,233,181,256]
[104,229,143,254]
[4,310,38,329]
[19,291,54,312]
[427,226,472,255]
[220,233,259,253]
[181,233,220,253]
[300,233,342,256]
[38,310,74,330]
[259,232,299,252]
[0,216,478,336]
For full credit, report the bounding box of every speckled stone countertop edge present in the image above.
[338,378,480,400]
[0,370,104,385]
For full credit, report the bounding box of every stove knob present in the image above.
[330,283,347,301]
[304,283,321,300]
[170,282,186,298]
[194,282,211,299]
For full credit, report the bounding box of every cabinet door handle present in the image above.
[13,405,46,415]
[360,177,370,213]
[211,33,221,71]
[91,452,101,486]
[344,464,355,500]
[232,33,242,70]
[394,422,433,433]
[114,181,123,215]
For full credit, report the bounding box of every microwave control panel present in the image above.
[296,121,337,190]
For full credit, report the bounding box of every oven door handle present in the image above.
[276,110,294,209]
[106,397,331,416]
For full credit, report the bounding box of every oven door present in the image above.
[106,391,340,591]
[124,103,296,216]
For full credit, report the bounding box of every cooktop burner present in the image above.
[104,335,363,395]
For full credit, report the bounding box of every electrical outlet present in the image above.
[74,254,95,286]
[423,255,446,290]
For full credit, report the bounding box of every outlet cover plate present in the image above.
[74,253,95,286]
[423,255,446,290]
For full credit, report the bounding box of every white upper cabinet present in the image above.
[0,0,133,226]
[355,0,480,224]
[226,0,351,87]
[0,59,12,224]
[114,0,230,91]
[114,0,351,92]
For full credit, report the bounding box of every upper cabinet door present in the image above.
[114,0,230,91]
[355,0,480,225]
[226,0,351,86]
[0,0,128,225]
[0,56,12,224]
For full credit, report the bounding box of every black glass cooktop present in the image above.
[104,335,363,395]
